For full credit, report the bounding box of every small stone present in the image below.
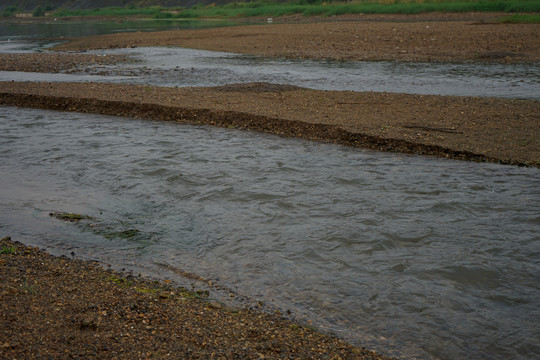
[81,317,96,329]
[208,301,222,310]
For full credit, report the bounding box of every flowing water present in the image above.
[87,47,540,98]
[1,18,538,99]
[1,43,539,99]
[1,106,539,359]
[1,19,540,359]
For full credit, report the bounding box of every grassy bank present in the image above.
[497,13,540,23]
[51,5,162,18]
[45,0,540,20]
[165,0,540,19]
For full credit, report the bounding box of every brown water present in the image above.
[1,107,539,359]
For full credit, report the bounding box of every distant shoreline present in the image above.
[51,14,540,63]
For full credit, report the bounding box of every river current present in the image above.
[1,20,540,359]
[1,43,539,99]
[1,107,539,359]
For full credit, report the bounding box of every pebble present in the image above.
[80,317,96,329]
[208,301,222,309]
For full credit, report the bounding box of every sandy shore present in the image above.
[0,53,130,73]
[52,15,540,63]
[0,236,387,359]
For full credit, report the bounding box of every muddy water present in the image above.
[1,106,539,359]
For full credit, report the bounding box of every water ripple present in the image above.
[1,106,539,360]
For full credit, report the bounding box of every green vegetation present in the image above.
[497,13,540,23]
[107,275,134,287]
[49,211,94,222]
[2,5,18,17]
[52,5,164,18]
[46,0,540,19]
[135,286,159,293]
[33,6,45,17]
[177,0,540,18]
[0,245,16,254]
[104,228,141,240]
[108,274,209,300]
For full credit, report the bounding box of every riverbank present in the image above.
[1,81,539,166]
[51,15,540,63]
[0,236,388,359]
[0,53,131,73]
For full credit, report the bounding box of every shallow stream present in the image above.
[1,106,539,359]
[1,42,539,99]
[2,18,539,99]
[1,19,540,360]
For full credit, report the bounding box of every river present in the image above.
[0,19,539,359]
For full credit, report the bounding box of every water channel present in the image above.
[1,106,539,359]
[1,42,539,99]
[1,19,539,98]
[1,19,539,360]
